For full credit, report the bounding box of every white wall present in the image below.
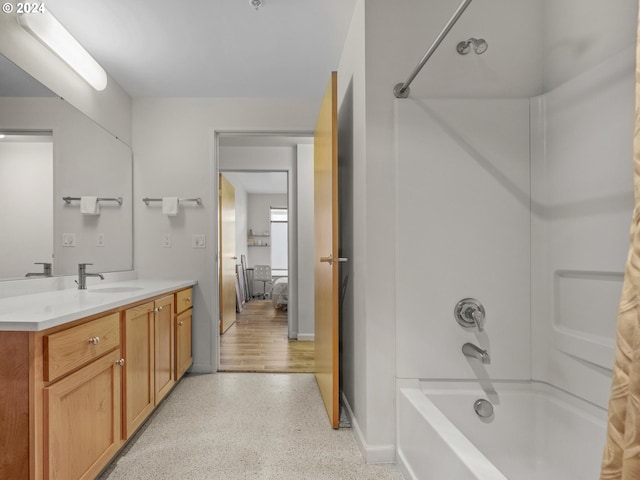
[247,193,287,271]
[297,144,315,341]
[0,141,53,278]
[542,0,637,92]
[132,99,317,373]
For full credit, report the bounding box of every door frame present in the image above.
[212,130,313,370]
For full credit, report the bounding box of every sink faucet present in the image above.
[25,262,52,277]
[77,263,105,289]
[462,343,490,364]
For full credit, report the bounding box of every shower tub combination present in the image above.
[397,381,607,480]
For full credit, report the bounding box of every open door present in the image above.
[314,71,340,428]
[219,173,237,334]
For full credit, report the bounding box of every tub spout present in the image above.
[462,343,490,364]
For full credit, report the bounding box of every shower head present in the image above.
[456,38,488,55]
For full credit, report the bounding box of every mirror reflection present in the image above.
[0,55,133,280]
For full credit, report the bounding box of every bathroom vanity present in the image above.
[0,280,195,480]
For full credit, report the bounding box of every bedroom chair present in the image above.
[253,265,272,299]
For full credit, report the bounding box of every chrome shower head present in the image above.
[456,38,488,55]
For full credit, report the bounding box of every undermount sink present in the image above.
[88,286,145,293]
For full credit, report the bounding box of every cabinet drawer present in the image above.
[176,288,193,313]
[44,313,120,382]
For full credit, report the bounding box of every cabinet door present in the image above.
[154,294,175,404]
[175,309,192,380]
[44,350,123,480]
[123,302,155,438]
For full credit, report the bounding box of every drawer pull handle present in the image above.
[115,359,125,366]
[88,336,100,345]
[178,321,184,327]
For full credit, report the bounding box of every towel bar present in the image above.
[63,196,123,205]
[142,197,202,206]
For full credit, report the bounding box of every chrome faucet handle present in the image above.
[471,309,484,332]
[455,298,486,332]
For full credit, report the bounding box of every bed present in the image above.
[271,277,288,310]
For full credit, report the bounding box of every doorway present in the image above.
[216,133,315,373]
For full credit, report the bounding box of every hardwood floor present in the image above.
[219,300,314,373]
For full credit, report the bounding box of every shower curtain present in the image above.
[601,5,640,479]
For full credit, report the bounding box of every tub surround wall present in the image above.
[531,46,635,407]
[395,98,531,381]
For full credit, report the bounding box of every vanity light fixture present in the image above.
[17,10,108,91]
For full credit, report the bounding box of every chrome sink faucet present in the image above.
[462,343,490,364]
[77,263,104,289]
[25,262,52,277]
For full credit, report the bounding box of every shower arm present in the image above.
[393,0,473,99]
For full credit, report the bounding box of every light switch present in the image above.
[62,233,76,247]
[163,233,172,248]
[96,233,105,247]
[192,234,206,249]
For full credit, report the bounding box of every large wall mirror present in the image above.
[0,55,133,281]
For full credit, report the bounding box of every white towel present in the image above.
[80,196,100,215]
[162,197,179,216]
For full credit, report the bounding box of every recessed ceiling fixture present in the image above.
[17,11,108,91]
[250,0,263,10]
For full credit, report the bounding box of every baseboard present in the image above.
[190,362,215,374]
[297,333,315,341]
[340,392,396,464]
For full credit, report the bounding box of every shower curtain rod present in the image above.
[393,0,473,98]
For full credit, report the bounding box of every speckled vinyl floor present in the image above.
[99,373,404,480]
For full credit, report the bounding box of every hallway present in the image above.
[220,300,314,373]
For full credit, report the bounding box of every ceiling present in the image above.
[43,0,358,99]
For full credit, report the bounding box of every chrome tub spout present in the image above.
[462,343,490,364]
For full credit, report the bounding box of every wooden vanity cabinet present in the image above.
[0,285,192,480]
[175,288,193,380]
[122,301,155,438]
[153,294,175,405]
[122,294,175,438]
[44,349,123,480]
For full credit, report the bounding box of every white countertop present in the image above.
[0,279,196,332]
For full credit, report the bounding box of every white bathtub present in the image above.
[397,381,607,480]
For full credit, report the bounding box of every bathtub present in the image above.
[397,381,607,480]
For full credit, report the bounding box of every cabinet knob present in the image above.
[178,321,184,327]
[153,306,164,313]
[115,358,125,366]
[88,336,100,345]
[185,298,191,302]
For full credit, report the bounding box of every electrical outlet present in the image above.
[192,234,206,249]
[163,233,172,248]
[96,233,105,247]
[62,233,76,247]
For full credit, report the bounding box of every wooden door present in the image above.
[314,71,340,428]
[123,302,155,438]
[154,294,174,404]
[219,173,237,334]
[44,349,123,480]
